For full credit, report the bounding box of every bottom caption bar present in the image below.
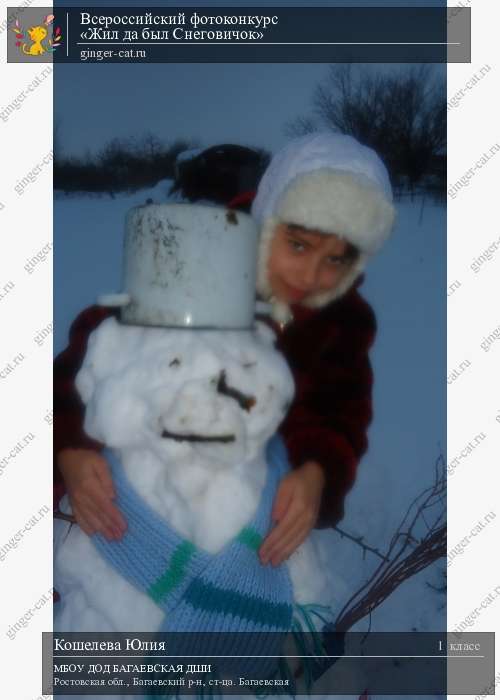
[42,631,495,695]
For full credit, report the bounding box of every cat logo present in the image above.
[11,14,62,56]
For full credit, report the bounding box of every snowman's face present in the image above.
[76,317,294,466]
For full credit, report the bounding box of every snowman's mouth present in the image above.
[161,429,235,444]
[159,372,254,444]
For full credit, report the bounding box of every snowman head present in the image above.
[76,317,294,467]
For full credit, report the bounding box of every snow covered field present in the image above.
[54,183,446,698]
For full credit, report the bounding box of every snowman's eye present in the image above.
[242,362,256,369]
[169,358,181,367]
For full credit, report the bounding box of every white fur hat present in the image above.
[251,133,396,320]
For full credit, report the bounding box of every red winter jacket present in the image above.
[53,278,376,529]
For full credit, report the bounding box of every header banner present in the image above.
[6,6,471,63]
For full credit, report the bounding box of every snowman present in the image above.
[54,204,362,699]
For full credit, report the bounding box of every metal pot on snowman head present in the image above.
[98,203,260,329]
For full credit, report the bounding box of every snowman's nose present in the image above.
[216,371,256,412]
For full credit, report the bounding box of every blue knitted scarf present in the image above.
[94,437,294,632]
[92,436,333,693]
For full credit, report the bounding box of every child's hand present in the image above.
[58,448,127,540]
[259,461,325,566]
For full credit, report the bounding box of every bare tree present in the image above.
[284,114,317,138]
[136,131,164,163]
[54,133,195,195]
[286,64,446,194]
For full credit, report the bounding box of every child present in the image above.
[54,132,395,568]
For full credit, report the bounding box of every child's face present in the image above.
[267,223,355,305]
